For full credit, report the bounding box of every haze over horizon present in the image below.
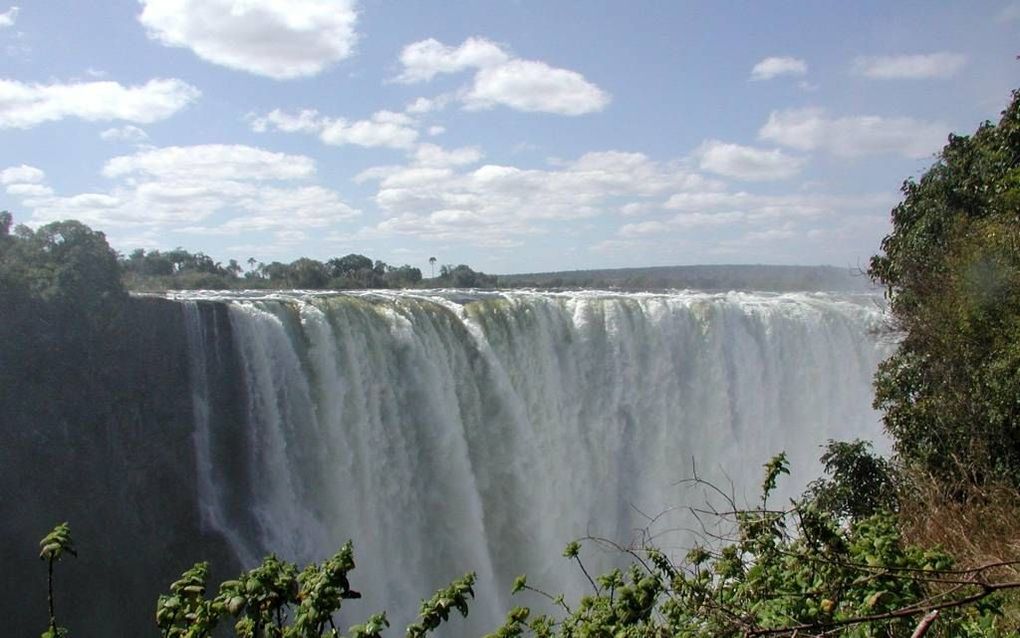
[1,1,1017,274]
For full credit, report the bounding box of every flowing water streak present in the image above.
[182,302,235,553]
[177,289,890,635]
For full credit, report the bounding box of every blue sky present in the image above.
[1,1,1017,274]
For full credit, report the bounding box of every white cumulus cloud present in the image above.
[464,59,610,115]
[413,143,483,167]
[6,145,359,237]
[696,140,805,181]
[100,125,150,143]
[250,108,420,149]
[249,108,323,134]
[404,94,451,114]
[759,107,947,158]
[0,78,199,129]
[103,144,315,181]
[354,150,714,246]
[609,189,895,265]
[394,36,609,115]
[5,182,54,198]
[321,110,418,148]
[138,0,358,79]
[851,53,967,79]
[0,5,18,28]
[1,163,44,184]
[396,37,509,83]
[750,56,807,81]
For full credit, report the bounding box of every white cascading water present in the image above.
[178,289,890,635]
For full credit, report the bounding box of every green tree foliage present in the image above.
[152,542,473,638]
[1,217,126,321]
[329,254,374,279]
[122,247,238,289]
[383,264,422,287]
[36,451,1020,637]
[869,90,1020,485]
[322,254,424,289]
[488,454,1017,638]
[121,247,440,290]
[438,264,498,288]
[286,258,330,289]
[38,523,76,638]
[1,213,489,293]
[805,440,898,521]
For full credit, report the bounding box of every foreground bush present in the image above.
[489,451,1019,638]
[35,446,1020,638]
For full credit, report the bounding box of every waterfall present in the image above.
[176,289,889,635]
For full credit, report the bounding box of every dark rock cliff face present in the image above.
[0,296,241,637]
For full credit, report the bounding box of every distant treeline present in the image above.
[121,247,498,291]
[118,249,877,293]
[499,263,877,292]
[3,211,870,295]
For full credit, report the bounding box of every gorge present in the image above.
[2,289,890,636]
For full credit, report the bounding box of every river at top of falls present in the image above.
[171,288,891,636]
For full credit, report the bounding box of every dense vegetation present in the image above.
[34,449,1019,638]
[869,89,1020,487]
[120,246,496,291]
[9,91,1020,637]
[1,215,495,294]
[0,215,125,322]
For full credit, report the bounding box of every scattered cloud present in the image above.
[250,108,420,149]
[102,144,316,181]
[100,124,149,143]
[1,163,44,184]
[0,5,18,28]
[617,220,670,237]
[619,211,748,237]
[464,59,610,115]
[427,125,445,136]
[851,53,967,79]
[6,145,359,235]
[396,37,509,83]
[696,140,805,181]
[354,150,715,246]
[612,189,896,264]
[394,36,609,115]
[351,143,485,185]
[750,56,807,81]
[274,229,307,243]
[588,238,640,255]
[249,108,322,134]
[0,77,199,129]
[413,143,484,167]
[138,0,358,79]
[5,182,54,198]
[321,111,418,148]
[662,190,892,218]
[620,202,654,216]
[405,94,451,114]
[759,107,947,158]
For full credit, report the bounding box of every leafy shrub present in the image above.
[489,454,1017,637]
